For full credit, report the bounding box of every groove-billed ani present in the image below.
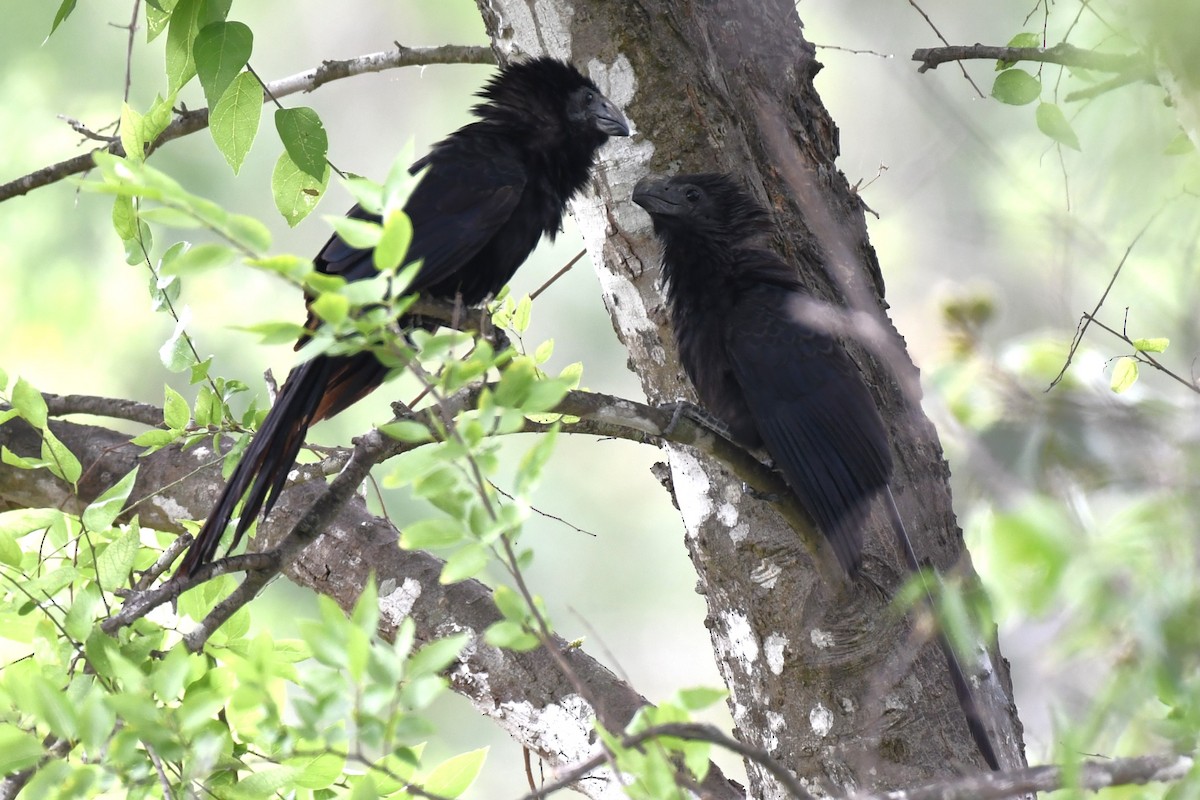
[632,172,1000,770]
[180,57,630,575]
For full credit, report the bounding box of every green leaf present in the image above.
[160,311,195,373]
[0,725,45,774]
[309,292,350,325]
[120,103,147,164]
[513,294,532,333]
[64,582,102,640]
[82,467,139,532]
[161,242,235,275]
[408,633,470,679]
[374,210,413,272]
[95,527,140,588]
[209,70,262,173]
[0,532,20,567]
[226,213,272,253]
[275,107,329,180]
[400,518,466,550]
[327,215,382,250]
[1111,356,1138,393]
[492,584,526,621]
[272,151,329,226]
[991,69,1040,105]
[247,254,313,280]
[1035,103,1080,150]
[1133,337,1169,353]
[42,429,82,484]
[1165,131,1195,155]
[422,748,488,799]
[440,543,489,584]
[484,619,539,651]
[146,0,178,42]
[193,21,253,107]
[164,0,201,93]
[997,32,1040,69]
[138,206,203,229]
[676,686,727,711]
[379,420,434,444]
[49,0,78,35]
[130,428,181,449]
[12,377,48,429]
[164,385,191,429]
[0,508,66,538]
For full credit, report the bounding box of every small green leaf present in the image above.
[440,543,489,584]
[247,254,313,280]
[193,21,253,108]
[327,215,382,250]
[1132,337,1169,353]
[991,68,1040,105]
[374,209,413,272]
[676,686,727,711]
[408,633,470,679]
[95,527,140,588]
[209,70,262,173]
[161,242,235,275]
[49,0,78,35]
[0,508,66,538]
[130,429,181,449]
[1035,103,1080,150]
[0,725,46,774]
[484,619,539,651]
[1111,356,1138,393]
[400,518,466,550]
[533,339,554,364]
[160,311,195,373]
[513,295,533,333]
[1165,131,1195,155]
[997,32,1040,70]
[163,385,191,429]
[309,292,349,325]
[82,467,139,532]
[226,213,272,253]
[138,206,203,229]
[422,748,488,799]
[0,532,20,567]
[272,150,329,226]
[379,420,434,443]
[42,429,82,484]
[164,0,201,93]
[119,103,146,163]
[146,0,177,42]
[275,107,329,180]
[12,377,48,429]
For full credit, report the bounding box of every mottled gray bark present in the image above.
[472,0,1027,795]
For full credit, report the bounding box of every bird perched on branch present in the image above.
[180,57,630,575]
[632,172,890,575]
[632,171,1000,771]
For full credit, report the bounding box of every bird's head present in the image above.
[632,173,772,240]
[476,56,630,145]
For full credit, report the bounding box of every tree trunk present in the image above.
[474,0,1028,793]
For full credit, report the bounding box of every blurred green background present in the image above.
[3,0,1198,794]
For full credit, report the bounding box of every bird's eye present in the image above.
[685,189,701,203]
[585,91,595,103]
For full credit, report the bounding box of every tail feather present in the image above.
[180,356,336,575]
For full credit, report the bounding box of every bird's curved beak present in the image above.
[632,175,677,216]
[591,94,631,137]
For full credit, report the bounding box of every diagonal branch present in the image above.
[0,43,496,204]
[912,42,1149,75]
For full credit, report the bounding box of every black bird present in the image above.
[180,57,630,575]
[632,172,1001,771]
[632,172,889,574]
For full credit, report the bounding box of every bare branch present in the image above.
[0,44,496,203]
[859,752,1192,800]
[912,42,1148,75]
[43,393,163,427]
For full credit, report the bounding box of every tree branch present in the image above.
[0,43,496,203]
[912,43,1148,74]
[862,752,1192,800]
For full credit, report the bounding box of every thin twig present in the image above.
[0,43,496,203]
[904,0,985,96]
[912,43,1147,75]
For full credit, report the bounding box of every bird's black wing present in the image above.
[315,149,527,293]
[726,283,892,573]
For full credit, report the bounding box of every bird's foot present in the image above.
[657,401,734,441]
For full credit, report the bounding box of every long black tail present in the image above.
[179,356,336,575]
[883,486,1002,771]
